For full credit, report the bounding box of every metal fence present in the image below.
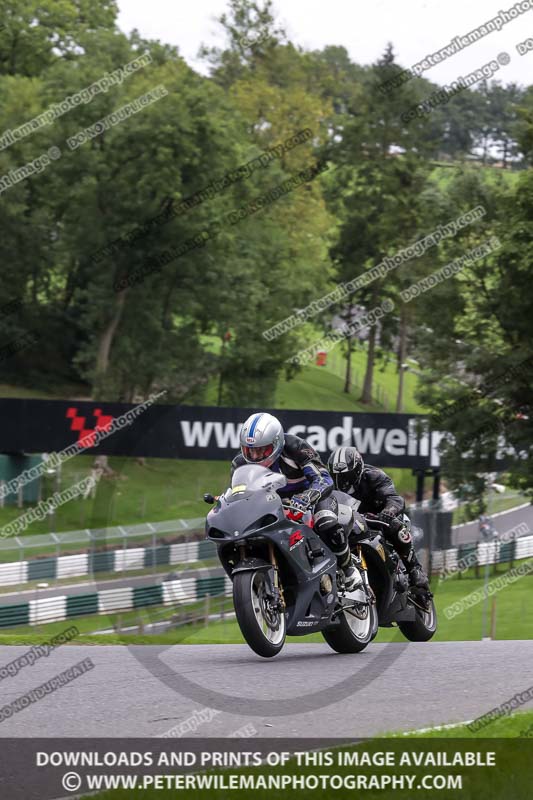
[0,537,218,588]
[0,517,205,566]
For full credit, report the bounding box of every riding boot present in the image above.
[338,546,361,590]
[402,546,429,589]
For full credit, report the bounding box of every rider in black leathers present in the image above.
[327,447,429,589]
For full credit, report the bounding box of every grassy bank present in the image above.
[390,711,533,738]
[0,455,420,537]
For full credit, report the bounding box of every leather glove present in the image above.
[377,510,402,534]
[290,489,320,513]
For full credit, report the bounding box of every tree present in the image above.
[324,45,434,405]
[411,169,533,499]
[487,83,523,167]
[197,0,336,406]
[0,0,118,76]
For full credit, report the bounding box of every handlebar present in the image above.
[281,500,304,521]
[281,499,308,523]
[207,490,390,532]
[285,510,304,521]
[362,515,390,530]
[280,500,389,529]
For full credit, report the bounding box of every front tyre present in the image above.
[398,595,437,641]
[322,600,377,654]
[233,570,286,658]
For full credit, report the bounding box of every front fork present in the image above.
[268,541,286,610]
[238,542,285,611]
[356,546,376,606]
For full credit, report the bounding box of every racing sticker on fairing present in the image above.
[289,531,304,550]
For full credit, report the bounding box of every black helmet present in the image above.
[327,447,364,492]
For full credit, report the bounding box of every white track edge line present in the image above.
[401,719,474,735]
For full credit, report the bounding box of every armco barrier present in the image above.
[66,593,98,618]
[89,550,115,575]
[0,562,28,586]
[162,577,196,605]
[0,534,530,591]
[0,538,217,588]
[515,537,533,559]
[0,603,29,628]
[457,542,477,568]
[499,539,515,563]
[98,587,134,614]
[433,535,533,576]
[0,573,232,629]
[0,515,529,592]
[56,553,89,579]
[27,558,56,582]
[29,595,66,625]
[133,584,163,608]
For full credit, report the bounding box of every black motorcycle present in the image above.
[355,514,437,643]
[204,465,436,658]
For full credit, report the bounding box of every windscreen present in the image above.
[230,464,287,494]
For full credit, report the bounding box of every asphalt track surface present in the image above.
[0,640,532,738]
[452,502,532,545]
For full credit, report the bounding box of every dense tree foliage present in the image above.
[0,0,531,497]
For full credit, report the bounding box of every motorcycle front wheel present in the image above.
[233,570,286,658]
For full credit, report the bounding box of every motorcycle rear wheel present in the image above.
[322,600,376,654]
[233,570,286,658]
[398,595,437,641]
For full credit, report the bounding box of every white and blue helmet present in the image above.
[239,412,284,468]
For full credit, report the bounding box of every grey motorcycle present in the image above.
[204,464,378,658]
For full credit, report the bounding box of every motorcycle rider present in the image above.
[231,412,361,590]
[327,446,430,590]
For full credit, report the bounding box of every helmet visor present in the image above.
[334,471,352,492]
[242,443,274,463]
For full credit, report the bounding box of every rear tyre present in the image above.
[370,603,379,641]
[322,600,377,654]
[367,585,379,641]
[233,570,286,658]
[398,595,437,641]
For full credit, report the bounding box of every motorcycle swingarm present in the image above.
[339,587,368,607]
[380,604,416,625]
[331,587,371,622]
